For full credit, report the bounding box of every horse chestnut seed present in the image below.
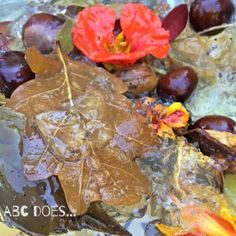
[192,115,236,134]
[157,67,198,102]
[0,51,35,98]
[190,0,235,35]
[23,13,64,54]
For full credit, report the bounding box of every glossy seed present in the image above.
[23,13,64,54]
[157,66,198,102]
[189,0,235,35]
[0,51,35,98]
[192,115,236,134]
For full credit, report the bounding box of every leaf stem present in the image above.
[57,46,74,107]
[175,23,236,42]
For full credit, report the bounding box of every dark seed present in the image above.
[0,51,35,98]
[22,13,65,54]
[192,115,236,134]
[189,0,235,35]
[157,66,198,102]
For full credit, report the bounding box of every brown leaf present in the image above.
[6,46,156,215]
[184,128,236,172]
[162,4,188,42]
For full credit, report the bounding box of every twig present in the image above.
[175,23,236,42]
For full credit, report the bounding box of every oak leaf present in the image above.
[6,46,156,215]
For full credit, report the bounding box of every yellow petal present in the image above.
[156,223,182,236]
[164,102,189,128]
[181,206,236,236]
[220,202,236,231]
[155,121,176,139]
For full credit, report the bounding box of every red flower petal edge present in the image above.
[72,3,170,66]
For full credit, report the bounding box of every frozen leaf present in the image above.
[137,137,223,225]
[57,17,75,53]
[162,4,188,42]
[6,46,156,215]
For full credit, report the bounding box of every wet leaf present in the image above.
[0,107,131,235]
[6,46,156,216]
[162,4,188,42]
[57,17,75,53]
[185,129,236,172]
[137,137,223,224]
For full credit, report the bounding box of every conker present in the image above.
[22,13,64,54]
[157,67,198,102]
[190,0,235,35]
[0,51,35,98]
[192,115,236,134]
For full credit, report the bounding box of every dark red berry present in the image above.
[192,115,236,134]
[157,67,198,102]
[0,51,35,98]
[22,13,64,54]
[189,0,235,35]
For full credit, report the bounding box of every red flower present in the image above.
[72,3,170,66]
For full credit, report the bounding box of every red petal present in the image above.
[72,5,116,60]
[120,3,170,59]
[162,4,188,42]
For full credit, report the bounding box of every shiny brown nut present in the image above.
[115,63,158,96]
[0,51,35,98]
[189,0,235,35]
[192,115,236,134]
[22,13,64,54]
[157,66,198,102]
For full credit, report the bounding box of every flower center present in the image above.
[105,32,131,54]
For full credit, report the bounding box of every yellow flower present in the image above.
[136,99,190,139]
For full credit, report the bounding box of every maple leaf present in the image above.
[6,46,157,215]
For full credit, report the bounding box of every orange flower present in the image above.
[72,3,170,66]
[136,98,189,139]
[156,204,236,236]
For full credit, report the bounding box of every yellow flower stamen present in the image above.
[105,32,131,54]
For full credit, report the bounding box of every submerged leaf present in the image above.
[6,47,157,215]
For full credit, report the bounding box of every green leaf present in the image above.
[224,174,236,214]
[57,18,75,53]
[54,0,103,7]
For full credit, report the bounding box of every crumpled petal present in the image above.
[72,5,116,60]
[162,102,189,128]
[120,3,170,58]
[72,4,170,66]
